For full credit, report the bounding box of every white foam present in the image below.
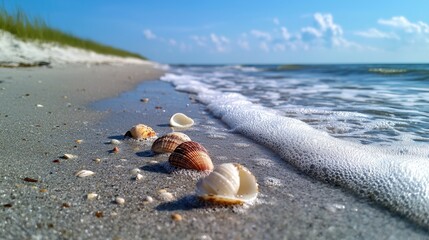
[162,72,429,228]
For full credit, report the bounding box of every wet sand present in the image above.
[0,64,428,239]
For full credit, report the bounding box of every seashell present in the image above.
[63,153,77,159]
[124,124,156,140]
[87,192,98,200]
[196,163,258,205]
[135,173,144,181]
[169,113,194,128]
[168,141,213,171]
[110,139,121,145]
[151,132,191,154]
[75,170,95,178]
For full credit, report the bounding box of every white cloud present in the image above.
[143,29,157,40]
[259,42,270,52]
[301,27,323,39]
[378,16,429,33]
[314,13,343,37]
[273,18,280,25]
[250,30,272,41]
[273,43,286,52]
[281,27,291,40]
[169,39,177,46]
[354,28,399,39]
[210,33,230,52]
[237,39,250,50]
[190,35,207,46]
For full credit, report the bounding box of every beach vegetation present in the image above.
[0,6,146,59]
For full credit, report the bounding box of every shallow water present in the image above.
[161,64,429,228]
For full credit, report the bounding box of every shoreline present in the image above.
[1,64,428,239]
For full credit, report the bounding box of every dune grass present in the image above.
[0,7,146,60]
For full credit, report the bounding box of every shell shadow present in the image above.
[156,123,170,127]
[141,162,170,174]
[155,195,206,211]
[107,135,125,140]
[136,150,155,158]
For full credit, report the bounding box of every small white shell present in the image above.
[135,173,144,181]
[87,192,98,200]
[63,154,77,159]
[130,168,141,175]
[116,197,125,205]
[110,139,121,145]
[75,170,95,178]
[169,113,194,128]
[196,163,258,205]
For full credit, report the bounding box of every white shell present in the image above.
[169,113,194,128]
[196,163,258,205]
[87,192,98,200]
[115,197,125,205]
[75,170,95,178]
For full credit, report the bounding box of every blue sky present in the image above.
[4,0,429,63]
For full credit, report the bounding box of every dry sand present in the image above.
[0,64,428,239]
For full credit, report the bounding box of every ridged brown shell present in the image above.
[125,124,156,140]
[168,141,213,171]
[151,132,191,154]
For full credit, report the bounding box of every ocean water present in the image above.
[161,64,429,228]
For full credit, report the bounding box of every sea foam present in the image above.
[161,73,429,228]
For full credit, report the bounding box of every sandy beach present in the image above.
[1,64,428,239]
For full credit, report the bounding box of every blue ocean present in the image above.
[161,64,429,227]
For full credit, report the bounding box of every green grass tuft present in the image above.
[0,7,146,60]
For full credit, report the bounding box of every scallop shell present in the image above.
[169,113,194,128]
[125,124,156,140]
[168,141,213,171]
[196,163,258,205]
[151,132,192,154]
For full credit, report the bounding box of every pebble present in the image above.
[36,104,44,108]
[93,158,101,163]
[130,168,141,175]
[115,197,125,205]
[87,192,98,200]
[75,139,83,144]
[135,173,144,181]
[158,189,175,202]
[143,196,154,203]
[171,213,183,221]
[110,139,121,145]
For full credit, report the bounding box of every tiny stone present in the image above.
[87,192,98,200]
[62,202,71,208]
[115,197,125,205]
[143,196,154,203]
[130,168,141,175]
[110,139,121,145]
[112,146,120,153]
[93,158,101,163]
[75,139,83,144]
[39,189,48,193]
[95,211,103,218]
[135,173,144,181]
[140,98,149,103]
[36,104,44,108]
[171,213,183,221]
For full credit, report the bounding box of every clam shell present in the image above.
[125,124,156,140]
[151,132,192,154]
[168,141,213,171]
[196,163,258,205]
[169,113,194,128]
